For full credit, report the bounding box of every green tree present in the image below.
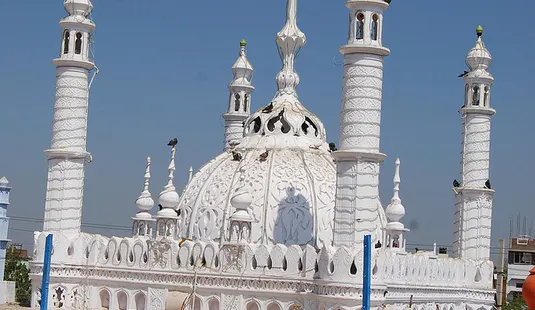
[503,293,528,310]
[4,248,31,305]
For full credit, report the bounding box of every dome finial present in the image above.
[476,25,484,37]
[275,0,306,95]
[240,39,247,47]
[135,157,154,213]
[385,158,405,223]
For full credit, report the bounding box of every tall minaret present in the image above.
[0,177,11,280]
[43,0,96,234]
[332,0,390,247]
[222,40,254,150]
[453,26,495,261]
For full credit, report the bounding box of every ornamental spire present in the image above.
[135,157,154,214]
[157,138,180,217]
[275,0,306,96]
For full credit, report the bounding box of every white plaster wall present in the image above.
[339,54,383,152]
[461,114,491,188]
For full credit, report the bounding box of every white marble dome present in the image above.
[176,145,337,248]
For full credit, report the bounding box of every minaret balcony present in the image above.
[340,44,390,56]
[53,57,95,70]
[459,106,496,116]
[43,148,90,160]
[345,0,389,9]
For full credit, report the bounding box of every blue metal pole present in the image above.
[362,234,372,310]
[40,234,53,310]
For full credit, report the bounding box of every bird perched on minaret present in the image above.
[259,151,269,162]
[458,70,469,78]
[484,179,492,189]
[167,138,178,147]
[453,179,460,188]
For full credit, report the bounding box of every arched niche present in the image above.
[117,291,128,310]
[245,300,260,310]
[135,293,146,310]
[99,290,110,310]
[207,298,219,310]
[267,302,282,310]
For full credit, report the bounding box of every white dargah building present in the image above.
[30,0,498,309]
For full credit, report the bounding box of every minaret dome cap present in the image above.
[240,39,247,47]
[476,25,484,37]
[64,0,93,16]
[0,177,8,187]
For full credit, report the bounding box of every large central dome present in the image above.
[175,0,386,249]
[176,146,336,248]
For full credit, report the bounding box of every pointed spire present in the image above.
[188,166,193,182]
[391,158,401,202]
[136,157,154,215]
[386,158,405,223]
[158,140,180,217]
[275,0,306,96]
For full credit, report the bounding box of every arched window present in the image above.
[472,85,480,105]
[99,290,110,310]
[267,302,282,310]
[75,32,83,55]
[63,30,70,54]
[464,84,469,107]
[244,94,249,112]
[235,93,241,111]
[135,293,146,310]
[246,301,260,310]
[356,13,365,40]
[371,14,379,41]
[117,291,128,310]
[484,86,490,107]
[207,299,219,310]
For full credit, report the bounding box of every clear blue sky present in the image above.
[0,0,533,257]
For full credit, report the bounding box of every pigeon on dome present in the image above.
[157,138,180,218]
[135,157,154,219]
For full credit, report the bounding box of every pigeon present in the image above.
[167,138,178,147]
[329,142,337,152]
[262,103,274,113]
[232,151,242,162]
[259,151,269,162]
[415,247,419,252]
[484,179,492,189]
[458,70,469,78]
[453,179,460,188]
[375,241,382,248]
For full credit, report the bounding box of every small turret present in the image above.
[222,40,255,150]
[156,139,180,239]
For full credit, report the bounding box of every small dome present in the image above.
[466,27,492,71]
[0,177,8,187]
[136,196,154,212]
[158,190,180,210]
[64,0,93,16]
[230,41,254,87]
[134,212,152,220]
[385,200,405,222]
